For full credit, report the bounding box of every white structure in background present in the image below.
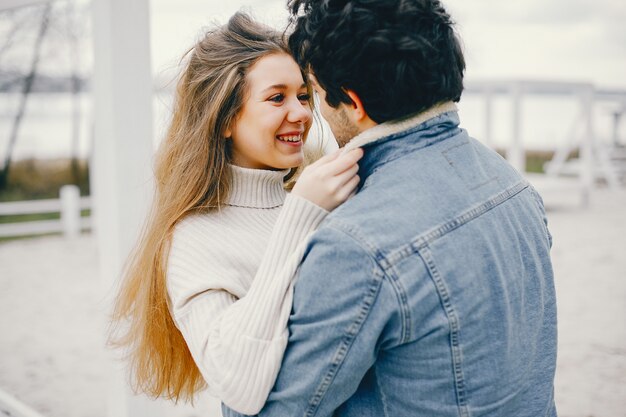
[59,184,80,237]
[465,80,626,206]
[544,87,626,186]
[0,0,50,9]
[0,0,157,416]
[0,186,90,238]
[0,389,46,417]
[89,0,174,417]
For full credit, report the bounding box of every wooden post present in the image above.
[60,184,80,238]
[579,86,594,207]
[508,82,526,173]
[484,88,493,148]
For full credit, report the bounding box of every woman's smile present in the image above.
[275,131,304,145]
[227,53,312,170]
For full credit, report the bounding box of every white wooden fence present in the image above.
[0,185,91,238]
[464,80,626,206]
[0,387,47,417]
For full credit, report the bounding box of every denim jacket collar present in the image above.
[343,101,460,178]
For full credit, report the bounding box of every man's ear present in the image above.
[344,89,377,130]
[345,89,368,122]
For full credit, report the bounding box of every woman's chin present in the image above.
[275,155,304,170]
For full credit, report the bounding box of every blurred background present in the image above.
[0,0,624,416]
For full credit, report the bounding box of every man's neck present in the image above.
[342,101,458,152]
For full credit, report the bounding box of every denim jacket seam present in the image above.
[305,267,385,416]
[418,180,529,247]
[441,140,501,191]
[383,259,413,343]
[330,219,388,265]
[416,243,470,416]
[527,185,553,248]
[377,180,529,416]
[331,220,411,343]
[385,180,530,264]
[304,226,389,417]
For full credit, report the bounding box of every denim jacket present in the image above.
[224,105,557,417]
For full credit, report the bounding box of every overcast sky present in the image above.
[3,0,624,88]
[149,0,626,89]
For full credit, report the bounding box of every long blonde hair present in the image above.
[108,12,307,403]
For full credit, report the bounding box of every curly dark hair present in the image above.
[287,0,465,123]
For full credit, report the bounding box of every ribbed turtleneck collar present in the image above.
[226,165,289,208]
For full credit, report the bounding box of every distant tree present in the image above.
[62,0,89,186]
[0,3,52,190]
[0,0,91,191]
[0,7,33,67]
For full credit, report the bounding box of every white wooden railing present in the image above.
[0,387,47,417]
[0,185,91,238]
[464,80,626,206]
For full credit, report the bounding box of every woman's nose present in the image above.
[287,99,312,124]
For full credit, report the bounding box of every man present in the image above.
[225,0,557,416]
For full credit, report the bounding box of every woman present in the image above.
[109,12,362,415]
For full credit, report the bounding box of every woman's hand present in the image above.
[291,148,364,211]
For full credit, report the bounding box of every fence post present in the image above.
[509,82,526,174]
[579,87,595,207]
[60,185,80,238]
[484,87,494,148]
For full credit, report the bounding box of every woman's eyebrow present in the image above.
[261,84,287,93]
[261,83,307,93]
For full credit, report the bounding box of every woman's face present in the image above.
[226,53,313,170]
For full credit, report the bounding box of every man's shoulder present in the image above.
[313,135,529,259]
[306,217,378,263]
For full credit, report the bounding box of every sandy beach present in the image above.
[1,185,625,417]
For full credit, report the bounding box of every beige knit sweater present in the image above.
[166,165,328,414]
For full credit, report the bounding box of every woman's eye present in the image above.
[268,94,285,103]
[298,93,311,102]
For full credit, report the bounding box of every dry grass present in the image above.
[0,158,90,202]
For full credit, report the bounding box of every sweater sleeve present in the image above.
[166,194,328,415]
